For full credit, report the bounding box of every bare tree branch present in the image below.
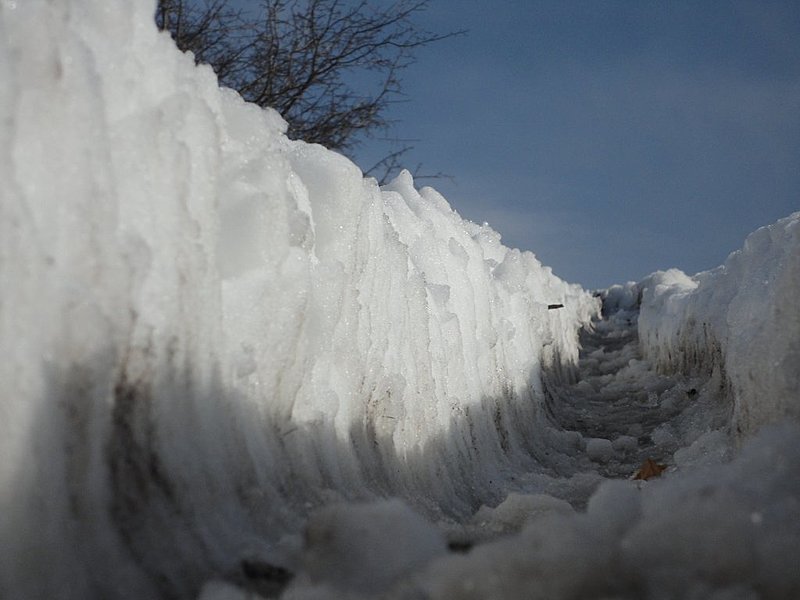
[155,0,463,180]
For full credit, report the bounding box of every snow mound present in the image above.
[638,213,800,436]
[414,425,800,600]
[472,492,574,534]
[296,499,446,595]
[0,1,595,597]
[586,437,615,463]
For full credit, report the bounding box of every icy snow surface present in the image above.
[1,2,799,599]
[638,213,800,437]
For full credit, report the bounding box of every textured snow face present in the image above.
[3,2,800,599]
[638,213,800,437]
[0,1,596,597]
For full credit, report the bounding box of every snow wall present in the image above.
[0,1,597,597]
[638,213,800,438]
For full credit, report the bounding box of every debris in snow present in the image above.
[632,458,668,481]
[239,560,293,597]
[197,580,264,600]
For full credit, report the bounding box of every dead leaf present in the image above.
[632,458,667,481]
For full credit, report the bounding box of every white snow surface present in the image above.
[1,2,799,599]
[639,212,800,436]
[0,1,592,597]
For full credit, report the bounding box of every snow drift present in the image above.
[638,213,800,437]
[2,1,799,599]
[0,1,595,597]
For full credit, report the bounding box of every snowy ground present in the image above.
[1,2,799,599]
[544,305,727,482]
[280,297,800,600]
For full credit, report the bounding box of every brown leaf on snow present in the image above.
[632,458,667,481]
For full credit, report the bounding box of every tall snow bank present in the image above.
[0,1,596,597]
[639,213,800,437]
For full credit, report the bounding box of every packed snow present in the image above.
[638,213,800,437]
[1,1,798,599]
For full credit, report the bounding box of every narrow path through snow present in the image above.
[542,301,729,484]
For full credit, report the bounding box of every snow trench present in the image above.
[1,2,799,599]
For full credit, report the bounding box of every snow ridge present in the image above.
[0,2,595,597]
[638,212,800,437]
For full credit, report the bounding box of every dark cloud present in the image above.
[354,1,800,288]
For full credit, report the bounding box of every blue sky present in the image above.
[351,1,800,289]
